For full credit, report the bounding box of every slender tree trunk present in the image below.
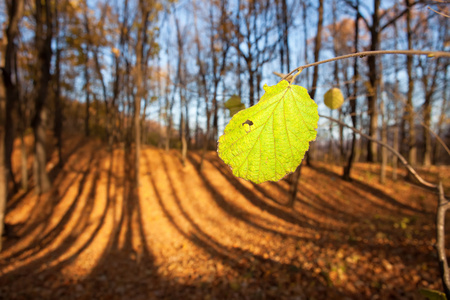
[54,45,63,169]
[289,0,323,204]
[0,136,5,250]
[422,58,439,167]
[236,0,242,99]
[393,94,399,181]
[180,97,187,166]
[281,0,289,72]
[288,163,302,207]
[84,53,90,137]
[405,0,416,167]
[212,81,219,142]
[32,0,53,195]
[249,66,255,106]
[0,19,7,251]
[328,110,333,163]
[302,2,310,87]
[433,65,448,164]
[165,93,172,152]
[380,98,387,184]
[366,0,380,163]
[343,0,359,181]
[309,0,323,101]
[2,0,26,198]
[135,0,152,185]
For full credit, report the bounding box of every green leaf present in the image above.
[217,80,318,184]
[419,288,447,300]
[224,95,245,117]
[324,87,344,110]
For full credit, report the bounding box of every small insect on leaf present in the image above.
[242,120,254,126]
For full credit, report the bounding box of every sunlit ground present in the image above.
[1,136,449,299]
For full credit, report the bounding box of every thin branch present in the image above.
[283,50,450,81]
[428,6,450,18]
[437,182,450,298]
[420,121,450,157]
[319,114,437,189]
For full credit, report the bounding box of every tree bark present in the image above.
[421,58,439,167]
[54,45,63,168]
[134,0,152,185]
[366,0,380,163]
[433,65,448,164]
[405,0,416,167]
[380,96,387,184]
[32,0,53,195]
[343,0,359,181]
[84,52,90,137]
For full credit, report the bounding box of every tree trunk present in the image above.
[343,0,359,181]
[305,0,323,166]
[393,95,399,181]
[54,46,63,169]
[433,66,448,164]
[32,0,53,195]
[0,132,5,251]
[288,163,302,207]
[405,0,416,167]
[366,0,380,163]
[380,98,387,184]
[328,110,333,163]
[84,53,90,137]
[134,1,150,186]
[422,58,440,167]
[309,0,323,101]
[0,23,7,252]
[249,67,255,106]
[289,0,323,202]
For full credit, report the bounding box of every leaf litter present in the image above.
[0,136,449,299]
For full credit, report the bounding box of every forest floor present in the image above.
[1,135,450,300]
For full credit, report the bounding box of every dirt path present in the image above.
[0,140,448,299]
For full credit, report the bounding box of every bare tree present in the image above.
[231,0,277,107]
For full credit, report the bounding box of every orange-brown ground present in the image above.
[1,136,449,299]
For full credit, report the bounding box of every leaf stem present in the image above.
[283,50,450,81]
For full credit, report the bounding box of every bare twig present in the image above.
[284,50,450,82]
[420,121,450,158]
[319,114,437,189]
[428,6,450,18]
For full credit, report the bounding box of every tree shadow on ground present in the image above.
[6,135,88,214]
[143,149,350,299]
[0,146,443,300]
[309,164,433,215]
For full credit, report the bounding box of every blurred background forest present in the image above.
[0,0,450,299]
